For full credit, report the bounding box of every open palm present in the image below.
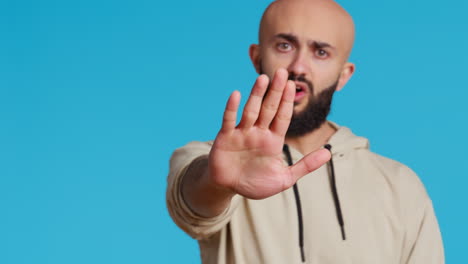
[208,69,330,199]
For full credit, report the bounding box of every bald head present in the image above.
[259,0,355,59]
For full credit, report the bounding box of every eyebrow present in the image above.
[273,33,336,50]
[274,33,299,45]
[312,41,335,51]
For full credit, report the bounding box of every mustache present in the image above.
[288,73,314,93]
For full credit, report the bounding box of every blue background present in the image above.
[1,0,466,263]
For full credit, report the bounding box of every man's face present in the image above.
[251,0,355,136]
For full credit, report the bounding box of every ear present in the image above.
[249,44,261,74]
[336,62,355,91]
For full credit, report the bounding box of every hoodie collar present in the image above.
[286,122,369,161]
[327,122,369,156]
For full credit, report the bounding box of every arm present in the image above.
[181,155,234,218]
[404,200,445,264]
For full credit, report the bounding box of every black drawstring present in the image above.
[283,144,305,262]
[283,144,347,263]
[324,144,346,240]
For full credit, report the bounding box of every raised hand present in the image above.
[208,68,331,200]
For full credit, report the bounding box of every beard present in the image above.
[286,74,338,137]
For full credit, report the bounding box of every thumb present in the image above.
[289,148,331,182]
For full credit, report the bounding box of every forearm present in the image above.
[181,155,235,218]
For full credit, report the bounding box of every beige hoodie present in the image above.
[167,124,444,264]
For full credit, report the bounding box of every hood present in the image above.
[327,122,369,156]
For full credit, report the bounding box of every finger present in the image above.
[270,80,295,136]
[221,90,241,133]
[288,148,331,183]
[238,75,269,129]
[255,68,288,129]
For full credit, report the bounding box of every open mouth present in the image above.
[294,84,307,102]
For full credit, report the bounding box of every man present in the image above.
[166,0,444,263]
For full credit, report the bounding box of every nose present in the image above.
[287,50,310,78]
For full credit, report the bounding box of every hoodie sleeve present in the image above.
[404,200,445,264]
[166,141,241,240]
[395,165,445,264]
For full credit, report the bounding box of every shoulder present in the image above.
[366,150,425,190]
[171,140,214,158]
[356,149,431,208]
[169,141,214,173]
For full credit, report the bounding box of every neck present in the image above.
[285,121,336,155]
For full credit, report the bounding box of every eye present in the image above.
[315,49,329,58]
[276,42,292,52]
